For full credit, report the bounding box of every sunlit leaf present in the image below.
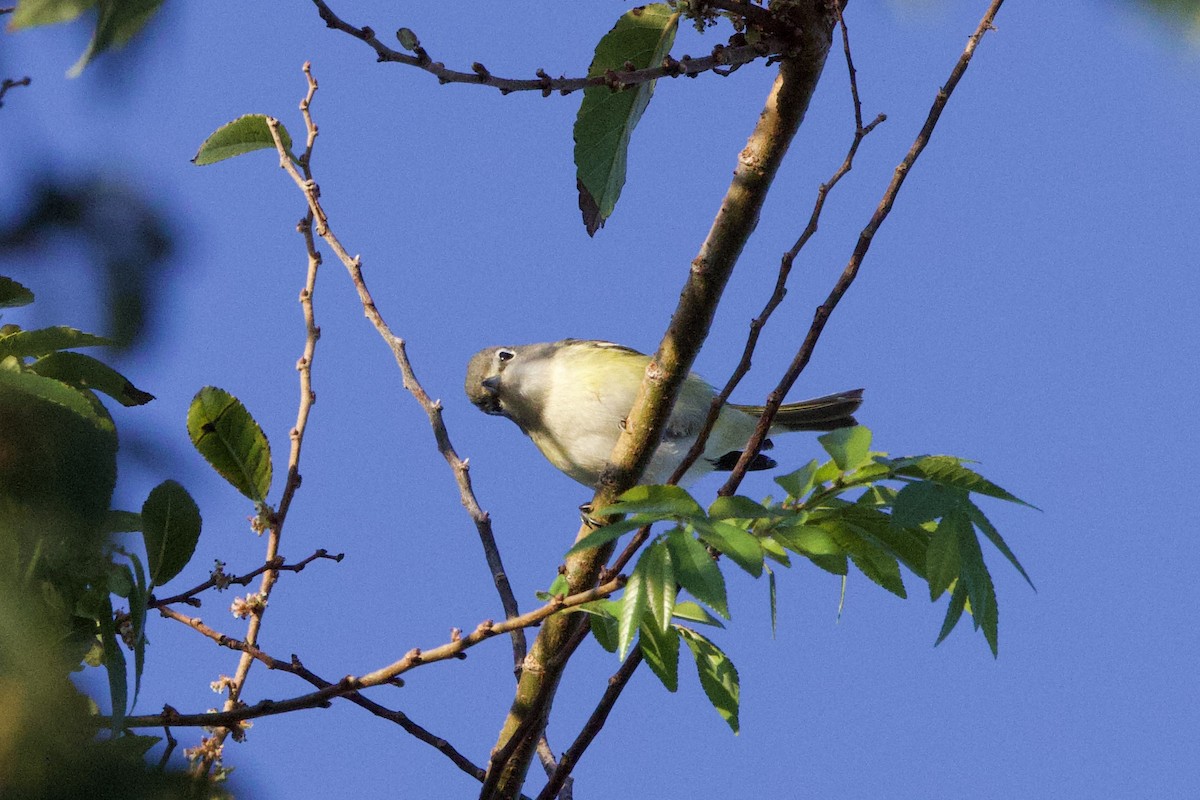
[640,538,676,633]
[817,425,872,472]
[0,325,110,359]
[896,455,1034,507]
[187,386,272,503]
[774,459,820,499]
[597,484,704,520]
[679,627,740,733]
[694,519,763,577]
[640,620,680,691]
[666,528,728,619]
[31,351,154,406]
[573,4,680,234]
[193,114,295,166]
[925,511,963,601]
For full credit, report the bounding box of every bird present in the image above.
[465,339,863,488]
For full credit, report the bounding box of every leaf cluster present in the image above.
[564,425,1033,730]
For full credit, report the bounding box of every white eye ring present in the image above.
[497,348,515,363]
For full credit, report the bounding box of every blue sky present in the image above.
[3,1,1199,798]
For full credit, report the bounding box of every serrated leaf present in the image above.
[127,551,148,706]
[639,620,680,692]
[639,538,676,633]
[0,276,35,307]
[817,425,872,472]
[67,0,166,77]
[31,351,154,406]
[0,325,110,359]
[666,528,728,619]
[760,535,791,567]
[774,459,819,499]
[926,511,963,601]
[671,600,724,628]
[694,519,763,577]
[142,480,202,586]
[617,557,649,659]
[193,114,295,166]
[679,627,740,733]
[954,513,999,656]
[896,455,1034,508]
[966,499,1035,590]
[573,4,679,234]
[187,386,272,503]
[772,523,841,556]
[892,480,962,528]
[590,612,619,653]
[935,580,969,646]
[829,524,906,598]
[597,484,703,520]
[813,459,842,485]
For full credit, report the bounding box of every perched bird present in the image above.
[465,339,863,487]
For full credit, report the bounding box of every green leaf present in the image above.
[639,620,680,692]
[671,601,724,628]
[187,386,272,503]
[30,351,154,406]
[617,557,649,659]
[536,573,570,601]
[767,565,777,638]
[966,499,1035,590]
[141,480,202,586]
[760,534,791,567]
[127,551,149,706]
[193,114,296,166]
[774,459,819,499]
[107,564,133,598]
[590,612,619,653]
[896,455,1034,508]
[67,0,166,77]
[0,276,35,307]
[817,425,872,472]
[694,519,763,577]
[597,484,704,520]
[564,515,654,556]
[829,524,907,598]
[708,495,779,521]
[7,0,94,31]
[0,326,111,359]
[926,511,963,601]
[892,480,962,528]
[573,4,680,234]
[935,580,969,646]
[98,595,127,731]
[954,513,999,656]
[772,523,840,557]
[666,529,728,619]
[679,627,740,733]
[639,538,676,633]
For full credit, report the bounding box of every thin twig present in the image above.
[0,76,31,108]
[149,549,342,609]
[310,0,789,96]
[264,64,527,676]
[109,575,625,731]
[194,64,327,778]
[719,0,1007,497]
[535,648,643,800]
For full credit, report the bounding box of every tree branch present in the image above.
[310,0,790,96]
[264,65,528,676]
[719,0,1008,496]
[148,549,343,609]
[482,4,845,797]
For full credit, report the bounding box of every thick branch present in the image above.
[482,4,843,798]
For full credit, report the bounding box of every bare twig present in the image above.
[0,76,31,108]
[149,549,342,609]
[264,64,527,676]
[720,0,1008,496]
[535,648,643,800]
[192,65,328,778]
[110,575,625,731]
[310,0,789,96]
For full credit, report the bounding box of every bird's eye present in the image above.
[497,349,515,363]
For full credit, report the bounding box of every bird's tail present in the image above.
[730,388,864,432]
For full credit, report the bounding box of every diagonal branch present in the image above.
[265,65,528,676]
[719,0,1008,496]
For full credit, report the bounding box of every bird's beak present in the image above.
[474,375,503,415]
